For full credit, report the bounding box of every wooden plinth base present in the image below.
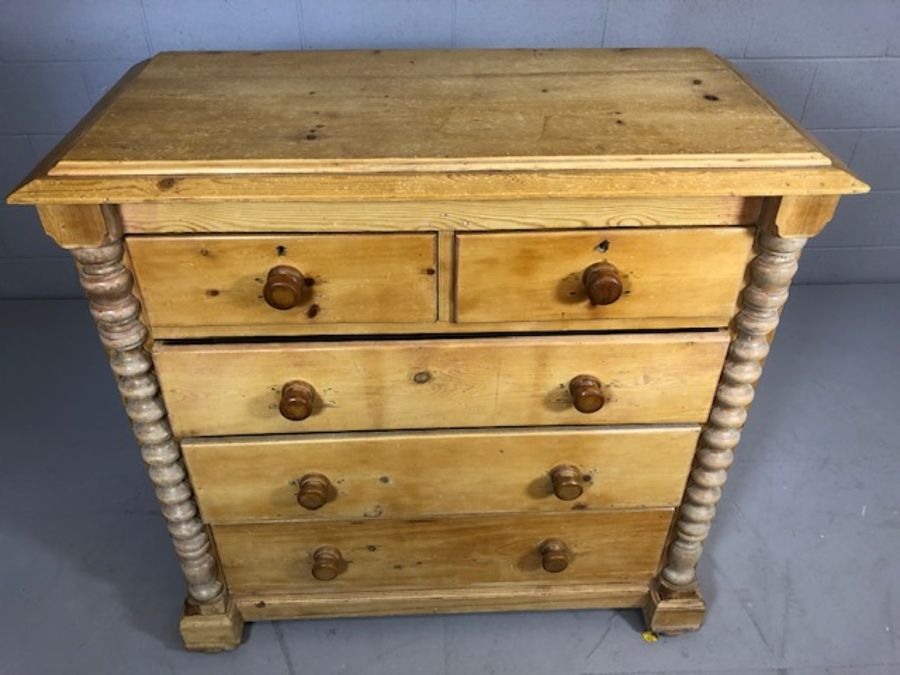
[234,582,649,621]
[179,595,244,652]
[642,578,706,635]
[175,579,705,649]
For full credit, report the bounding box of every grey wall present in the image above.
[2,0,899,298]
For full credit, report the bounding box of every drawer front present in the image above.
[455,227,754,325]
[183,426,699,524]
[155,332,728,436]
[127,233,437,333]
[214,510,672,593]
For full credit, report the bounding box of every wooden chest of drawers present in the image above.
[8,48,867,651]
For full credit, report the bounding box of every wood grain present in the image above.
[35,204,118,249]
[8,166,867,206]
[718,53,859,183]
[6,50,867,207]
[4,59,151,207]
[154,332,730,436]
[182,426,700,523]
[127,233,437,331]
[235,582,649,620]
[118,196,764,233]
[455,227,754,324]
[437,230,454,322]
[179,596,244,651]
[761,194,841,238]
[47,49,826,175]
[213,510,673,594]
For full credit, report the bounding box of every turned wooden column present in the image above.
[72,240,222,602]
[71,238,242,649]
[645,228,807,633]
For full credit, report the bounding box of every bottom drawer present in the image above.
[214,510,672,594]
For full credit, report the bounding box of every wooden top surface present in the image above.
[53,49,826,174]
[9,49,867,203]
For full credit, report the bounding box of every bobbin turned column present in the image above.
[71,239,243,651]
[644,228,807,635]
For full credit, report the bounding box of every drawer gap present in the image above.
[182,422,701,445]
[156,325,727,347]
[176,422,704,441]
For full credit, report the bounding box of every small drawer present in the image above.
[454,227,754,325]
[214,510,673,594]
[126,233,438,335]
[154,332,729,436]
[183,426,699,524]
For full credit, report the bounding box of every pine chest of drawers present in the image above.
[8,48,867,651]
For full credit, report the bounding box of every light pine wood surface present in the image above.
[127,226,753,337]
[127,233,438,331]
[9,167,866,209]
[154,332,729,436]
[182,426,700,523]
[48,49,826,175]
[118,196,763,234]
[235,582,649,620]
[6,50,866,211]
[455,226,753,324]
[213,510,673,594]
[761,194,842,238]
[179,597,244,652]
[35,204,118,249]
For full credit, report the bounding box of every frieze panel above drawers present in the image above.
[117,197,765,234]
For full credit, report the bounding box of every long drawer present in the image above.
[155,332,729,436]
[183,426,699,523]
[127,233,438,333]
[455,227,754,324]
[214,510,673,594]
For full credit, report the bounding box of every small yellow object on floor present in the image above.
[641,631,660,644]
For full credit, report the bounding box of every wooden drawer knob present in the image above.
[296,473,331,510]
[568,374,605,413]
[279,380,316,421]
[549,464,584,500]
[582,262,623,305]
[264,265,306,310]
[539,539,570,573]
[311,546,344,581]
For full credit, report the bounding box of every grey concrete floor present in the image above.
[1,284,898,675]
